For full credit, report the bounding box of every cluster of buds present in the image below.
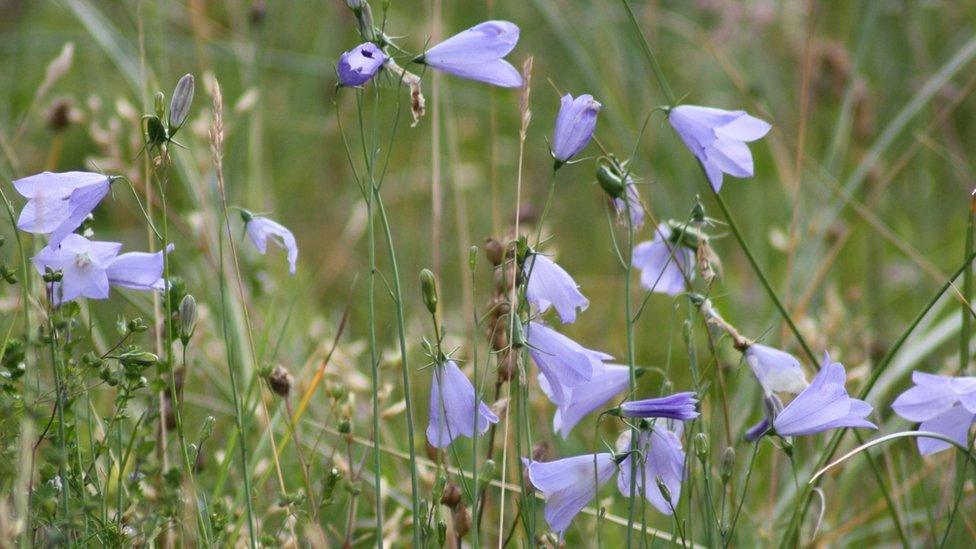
[482,236,518,383]
[142,73,195,161]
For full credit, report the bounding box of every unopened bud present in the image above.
[127,317,148,333]
[338,419,351,435]
[179,294,197,344]
[720,447,736,484]
[479,460,496,491]
[468,245,478,271]
[145,115,167,146]
[119,350,158,368]
[596,159,625,199]
[655,476,672,504]
[200,415,215,442]
[419,269,438,314]
[330,384,346,400]
[322,467,342,502]
[694,432,709,463]
[437,520,447,546]
[154,91,166,119]
[169,74,195,132]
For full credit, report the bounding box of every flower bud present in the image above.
[179,294,197,345]
[468,245,478,271]
[145,115,167,147]
[419,269,438,314]
[596,159,625,199]
[0,265,16,285]
[200,415,215,442]
[330,384,346,401]
[321,467,342,503]
[437,520,447,547]
[154,91,166,120]
[127,317,148,333]
[119,350,158,368]
[169,74,195,132]
[655,475,672,504]
[82,351,103,369]
[479,460,496,492]
[339,419,351,434]
[694,432,709,464]
[720,447,736,485]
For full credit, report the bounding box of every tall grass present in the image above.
[1,0,975,546]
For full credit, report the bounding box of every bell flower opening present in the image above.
[633,223,695,297]
[616,424,686,515]
[337,42,387,87]
[32,234,169,305]
[525,453,617,536]
[744,343,809,395]
[426,360,498,448]
[421,21,522,88]
[245,215,299,274]
[891,371,976,455]
[668,105,772,192]
[524,253,589,324]
[772,353,877,437]
[13,171,111,245]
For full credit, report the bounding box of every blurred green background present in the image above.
[3,0,976,545]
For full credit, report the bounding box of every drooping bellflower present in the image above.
[668,105,772,192]
[551,94,601,167]
[632,223,695,297]
[524,253,588,324]
[891,371,976,455]
[420,21,522,88]
[426,360,498,448]
[744,343,808,395]
[772,353,876,436]
[618,391,700,421]
[337,42,387,87]
[525,321,611,405]
[32,234,169,305]
[539,363,631,439]
[524,453,618,536]
[616,423,686,515]
[244,214,298,274]
[13,171,111,245]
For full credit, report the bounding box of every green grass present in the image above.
[1,0,975,546]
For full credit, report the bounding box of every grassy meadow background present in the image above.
[2,0,976,546]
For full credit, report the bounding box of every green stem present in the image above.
[373,188,421,547]
[623,191,639,546]
[710,189,818,366]
[617,0,676,107]
[216,204,257,548]
[359,91,385,545]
